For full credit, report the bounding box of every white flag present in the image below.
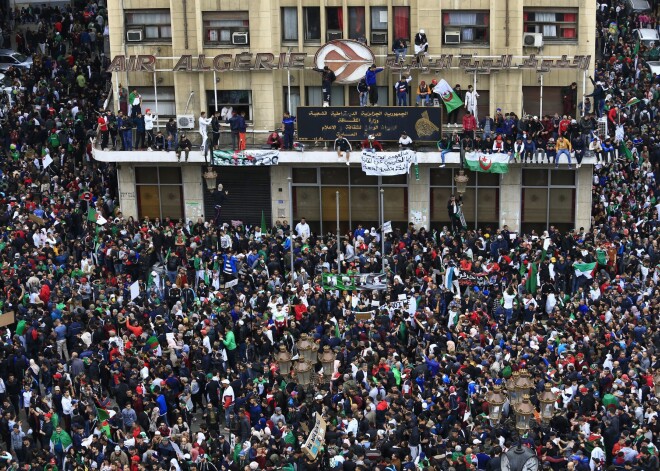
[129,281,140,301]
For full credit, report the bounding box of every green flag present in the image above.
[146,336,160,350]
[95,407,112,438]
[434,79,464,113]
[596,249,608,266]
[620,142,633,161]
[574,261,597,278]
[525,262,538,294]
[96,407,110,423]
[261,210,267,234]
[87,208,107,225]
[633,39,640,56]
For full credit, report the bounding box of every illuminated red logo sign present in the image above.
[314,39,375,84]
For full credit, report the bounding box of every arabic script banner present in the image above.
[361,150,417,176]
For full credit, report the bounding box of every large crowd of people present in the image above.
[0,1,658,471]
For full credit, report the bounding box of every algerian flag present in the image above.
[465,152,509,174]
[619,142,633,161]
[148,270,160,289]
[526,262,538,294]
[87,208,107,225]
[596,249,608,266]
[95,407,114,438]
[433,79,463,114]
[146,335,160,350]
[625,97,641,108]
[574,261,597,278]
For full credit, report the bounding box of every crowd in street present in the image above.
[0,1,659,471]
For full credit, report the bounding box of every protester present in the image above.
[0,2,659,471]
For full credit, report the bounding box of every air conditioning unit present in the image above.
[327,30,343,41]
[371,31,388,45]
[177,115,195,129]
[523,32,543,47]
[444,31,461,45]
[232,32,249,45]
[126,29,143,42]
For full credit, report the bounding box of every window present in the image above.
[283,86,300,116]
[281,7,298,42]
[442,11,489,44]
[203,11,249,46]
[206,90,253,120]
[303,7,321,42]
[125,10,171,40]
[136,167,183,220]
[430,170,499,229]
[292,167,408,234]
[348,7,365,41]
[133,87,175,117]
[524,9,577,40]
[393,7,410,40]
[326,7,343,32]
[371,7,388,33]
[521,170,576,233]
[306,86,345,106]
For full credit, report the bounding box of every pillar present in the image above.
[575,164,593,231]
[408,166,430,230]
[499,167,522,232]
[117,164,138,220]
[271,166,291,225]
[182,166,205,221]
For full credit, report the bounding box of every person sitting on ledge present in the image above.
[153,130,166,151]
[267,132,283,150]
[399,131,414,150]
[361,134,383,152]
[176,133,192,163]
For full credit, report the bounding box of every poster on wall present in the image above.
[211,149,280,166]
[361,149,417,176]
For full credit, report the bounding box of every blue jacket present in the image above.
[365,67,384,86]
[282,116,296,133]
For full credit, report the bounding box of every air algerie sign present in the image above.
[107,39,592,81]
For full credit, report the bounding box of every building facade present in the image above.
[101,0,597,233]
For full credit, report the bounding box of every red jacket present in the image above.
[463,114,477,131]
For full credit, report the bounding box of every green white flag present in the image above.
[574,261,596,278]
[465,152,509,174]
[433,79,464,114]
[87,208,107,225]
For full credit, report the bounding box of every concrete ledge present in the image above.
[93,148,600,167]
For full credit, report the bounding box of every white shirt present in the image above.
[503,292,516,309]
[62,395,73,415]
[222,385,235,405]
[465,90,479,111]
[295,222,310,239]
[399,135,413,146]
[144,114,156,131]
[199,116,212,134]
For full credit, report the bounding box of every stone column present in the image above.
[500,167,522,232]
[182,166,205,220]
[117,164,138,220]
[575,164,593,231]
[408,166,430,230]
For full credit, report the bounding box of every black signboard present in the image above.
[296,106,442,142]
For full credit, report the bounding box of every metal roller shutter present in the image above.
[203,167,272,226]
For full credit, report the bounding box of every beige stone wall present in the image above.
[107,0,596,131]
